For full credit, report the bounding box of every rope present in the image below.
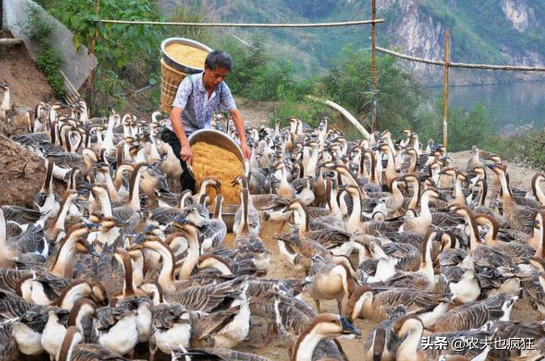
[377,46,545,72]
[96,18,385,28]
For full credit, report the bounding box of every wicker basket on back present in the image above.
[159,38,212,113]
[160,59,186,113]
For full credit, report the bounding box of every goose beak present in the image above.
[486,163,497,170]
[172,216,187,229]
[82,219,100,229]
[340,316,362,338]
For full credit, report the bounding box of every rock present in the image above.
[0,134,45,207]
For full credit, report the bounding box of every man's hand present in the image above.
[241,142,251,160]
[181,143,193,165]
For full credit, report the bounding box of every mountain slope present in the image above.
[161,0,545,84]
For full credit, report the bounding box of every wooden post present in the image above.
[90,0,100,54]
[1,0,3,30]
[84,0,100,108]
[442,30,450,151]
[371,0,377,132]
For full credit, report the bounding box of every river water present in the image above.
[427,80,545,133]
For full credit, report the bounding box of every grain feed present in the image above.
[192,142,244,205]
[165,43,208,69]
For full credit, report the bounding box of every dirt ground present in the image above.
[0,33,54,110]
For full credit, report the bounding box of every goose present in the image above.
[94,306,138,357]
[392,315,495,361]
[475,214,534,263]
[148,303,192,358]
[233,188,261,237]
[488,163,536,233]
[11,307,49,356]
[41,308,70,361]
[286,200,353,257]
[400,188,440,236]
[199,194,227,252]
[486,320,545,360]
[34,158,60,218]
[453,206,518,271]
[362,305,406,361]
[110,163,147,232]
[433,294,518,333]
[344,285,452,328]
[531,172,545,205]
[305,254,357,313]
[56,326,136,361]
[0,84,11,120]
[378,230,438,291]
[289,313,361,361]
[0,208,50,262]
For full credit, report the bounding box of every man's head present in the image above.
[203,50,233,90]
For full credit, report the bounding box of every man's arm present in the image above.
[171,107,193,164]
[230,108,251,160]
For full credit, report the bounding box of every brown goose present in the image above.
[488,164,536,233]
[305,254,357,313]
[344,285,452,328]
[56,326,136,361]
[433,294,517,333]
[286,200,353,257]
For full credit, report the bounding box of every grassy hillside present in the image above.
[193,0,545,78]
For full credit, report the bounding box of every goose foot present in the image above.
[537,313,542,321]
[252,324,276,349]
[315,299,321,313]
[337,299,343,315]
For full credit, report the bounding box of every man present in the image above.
[166,50,251,192]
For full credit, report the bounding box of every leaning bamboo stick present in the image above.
[307,95,371,140]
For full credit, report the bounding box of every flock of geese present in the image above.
[0,86,545,361]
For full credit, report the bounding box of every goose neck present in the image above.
[179,230,200,279]
[533,177,545,205]
[293,325,328,361]
[50,235,79,277]
[53,195,76,235]
[0,209,6,248]
[397,321,423,359]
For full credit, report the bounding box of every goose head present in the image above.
[392,314,424,338]
[305,314,361,340]
[343,285,374,322]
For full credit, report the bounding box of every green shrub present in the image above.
[23,4,53,45]
[36,49,66,98]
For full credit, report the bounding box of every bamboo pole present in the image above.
[442,30,450,150]
[376,46,545,72]
[97,18,385,28]
[0,38,24,45]
[371,0,377,132]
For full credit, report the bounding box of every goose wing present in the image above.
[168,279,245,312]
[0,324,19,361]
[251,194,289,211]
[73,343,131,361]
[150,207,183,225]
[0,290,33,320]
[1,206,42,224]
[304,229,351,250]
[199,220,227,249]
